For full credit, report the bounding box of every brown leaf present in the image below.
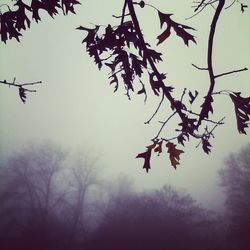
[202,138,211,154]
[166,142,184,169]
[136,149,152,173]
[154,141,163,155]
[230,92,250,134]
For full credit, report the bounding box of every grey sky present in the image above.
[0,0,249,210]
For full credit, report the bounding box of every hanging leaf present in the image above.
[109,74,119,92]
[189,90,198,104]
[19,87,27,103]
[177,133,189,146]
[240,3,248,13]
[200,95,213,121]
[136,149,152,173]
[202,138,212,154]
[154,141,163,155]
[62,0,80,14]
[178,116,197,134]
[77,26,100,46]
[146,48,162,63]
[157,11,196,46]
[130,53,143,77]
[0,11,22,43]
[166,142,184,169]
[230,92,250,134]
[14,0,32,31]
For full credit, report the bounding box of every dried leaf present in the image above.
[157,11,196,46]
[200,95,213,120]
[166,142,184,169]
[136,149,152,173]
[202,138,212,154]
[189,90,198,104]
[19,87,27,103]
[230,92,250,134]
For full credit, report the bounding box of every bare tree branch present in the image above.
[214,67,248,78]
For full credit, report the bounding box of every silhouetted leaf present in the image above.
[19,87,26,103]
[31,0,44,22]
[136,149,152,173]
[130,53,143,77]
[189,90,198,104]
[109,74,119,92]
[14,0,32,31]
[163,85,174,94]
[240,3,248,13]
[177,133,189,146]
[149,72,166,96]
[62,0,80,14]
[166,142,184,169]
[43,0,60,18]
[137,86,146,95]
[202,138,211,154]
[77,26,99,46]
[200,95,213,120]
[147,48,162,63]
[230,92,250,134]
[154,141,163,155]
[0,12,22,43]
[178,116,197,134]
[0,0,80,43]
[157,11,196,46]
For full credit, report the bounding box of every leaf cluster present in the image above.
[0,0,80,43]
[77,20,164,99]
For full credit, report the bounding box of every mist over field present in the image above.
[0,0,249,249]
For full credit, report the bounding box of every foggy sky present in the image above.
[0,0,249,210]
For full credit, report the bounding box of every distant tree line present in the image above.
[0,143,249,250]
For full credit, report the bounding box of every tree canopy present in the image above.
[0,0,249,171]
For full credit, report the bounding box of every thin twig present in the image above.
[139,78,147,103]
[145,92,164,124]
[0,79,42,88]
[112,14,130,19]
[192,63,208,70]
[214,67,248,78]
[184,109,224,124]
[145,3,160,12]
[194,0,206,12]
[180,88,187,102]
[212,90,231,95]
[120,1,128,27]
[186,0,218,20]
[208,116,225,136]
[154,112,177,139]
[225,0,237,9]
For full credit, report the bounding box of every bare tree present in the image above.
[61,153,100,250]
[219,144,250,250]
[0,144,102,250]
[0,143,67,250]
[89,184,220,250]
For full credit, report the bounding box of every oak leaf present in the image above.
[166,142,184,169]
[202,138,211,154]
[230,92,250,134]
[136,149,152,173]
[157,11,196,46]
